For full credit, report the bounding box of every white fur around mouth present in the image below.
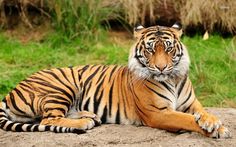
[153,74,169,81]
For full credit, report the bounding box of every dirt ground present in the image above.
[0,108,235,147]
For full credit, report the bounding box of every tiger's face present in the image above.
[129,23,190,81]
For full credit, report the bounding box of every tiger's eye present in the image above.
[165,40,172,47]
[165,40,173,52]
[146,42,153,48]
[146,41,154,53]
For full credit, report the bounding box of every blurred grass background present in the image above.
[0,0,235,107]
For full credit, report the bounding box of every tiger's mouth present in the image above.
[151,73,170,81]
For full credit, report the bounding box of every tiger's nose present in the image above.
[155,65,167,72]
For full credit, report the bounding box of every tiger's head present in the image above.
[128,23,190,81]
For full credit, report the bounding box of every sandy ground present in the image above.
[0,108,235,147]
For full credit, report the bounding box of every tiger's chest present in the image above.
[138,78,195,112]
[159,79,195,112]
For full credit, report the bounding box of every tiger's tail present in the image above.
[0,101,86,134]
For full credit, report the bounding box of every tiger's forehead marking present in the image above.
[142,26,174,37]
[142,27,175,41]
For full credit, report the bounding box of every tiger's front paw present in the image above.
[210,126,232,139]
[194,112,221,133]
[194,112,232,138]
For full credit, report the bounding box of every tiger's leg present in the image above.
[187,99,231,138]
[144,110,208,136]
[40,95,97,130]
[40,109,96,130]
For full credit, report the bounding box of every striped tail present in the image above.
[0,103,86,134]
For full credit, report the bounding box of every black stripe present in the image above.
[177,77,187,97]
[44,100,70,110]
[85,82,92,96]
[108,66,118,82]
[9,92,26,114]
[43,113,63,119]
[150,104,167,110]
[57,68,71,83]
[70,67,79,90]
[183,105,192,113]
[90,65,98,70]
[6,122,14,131]
[83,66,101,88]
[108,80,115,116]
[0,114,7,118]
[146,80,163,90]
[83,98,90,111]
[177,89,192,109]
[93,77,105,114]
[0,109,6,113]
[33,125,39,131]
[45,125,51,131]
[160,31,172,36]
[0,120,7,128]
[19,82,32,90]
[136,104,149,118]
[53,126,57,132]
[101,65,107,71]
[96,67,108,84]
[115,104,120,124]
[44,107,66,114]
[59,126,63,132]
[145,85,172,102]
[159,81,175,96]
[78,92,84,111]
[14,88,36,115]
[19,85,36,105]
[47,95,71,103]
[94,90,104,114]
[26,124,34,131]
[134,54,146,67]
[79,65,90,75]
[15,124,24,132]
[38,87,71,100]
[101,106,107,124]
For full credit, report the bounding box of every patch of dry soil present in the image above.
[0,108,235,147]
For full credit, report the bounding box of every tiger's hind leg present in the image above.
[40,109,97,130]
[40,95,98,130]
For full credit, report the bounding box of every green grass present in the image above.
[184,35,236,107]
[0,33,235,107]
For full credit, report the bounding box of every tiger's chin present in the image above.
[152,74,169,82]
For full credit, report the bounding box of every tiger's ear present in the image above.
[171,22,183,38]
[134,24,145,38]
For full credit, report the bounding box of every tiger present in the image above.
[0,23,231,138]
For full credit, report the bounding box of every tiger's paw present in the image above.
[78,118,97,130]
[194,112,221,133]
[78,111,102,126]
[194,112,232,138]
[210,126,232,139]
